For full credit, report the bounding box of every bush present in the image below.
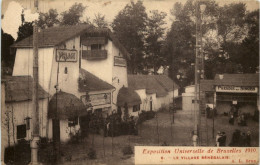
[88,148,97,159]
[4,140,31,164]
[122,145,133,155]
[137,111,155,124]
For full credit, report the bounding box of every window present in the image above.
[68,117,78,127]
[64,67,68,74]
[133,105,140,112]
[91,44,102,50]
[17,124,26,139]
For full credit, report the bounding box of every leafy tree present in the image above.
[145,10,167,74]
[112,0,148,74]
[38,9,60,29]
[216,3,247,47]
[17,22,33,42]
[93,13,109,28]
[1,29,15,71]
[61,3,86,25]
[228,10,259,73]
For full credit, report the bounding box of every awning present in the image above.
[48,91,87,120]
[117,86,142,107]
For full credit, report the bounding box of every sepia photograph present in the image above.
[1,0,259,164]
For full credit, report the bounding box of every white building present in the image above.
[1,76,49,159]
[11,25,141,142]
[128,75,179,112]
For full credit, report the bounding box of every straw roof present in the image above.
[48,91,87,120]
[4,76,49,102]
[117,86,142,107]
[78,68,115,92]
[12,24,130,59]
[128,74,179,97]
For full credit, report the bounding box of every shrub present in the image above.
[122,145,133,155]
[88,148,97,159]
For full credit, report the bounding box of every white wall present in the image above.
[2,99,48,146]
[182,92,198,111]
[135,89,147,111]
[49,37,81,97]
[81,40,113,85]
[112,42,128,111]
[13,48,54,94]
[47,118,80,143]
[146,93,157,111]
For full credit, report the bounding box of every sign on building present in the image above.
[56,49,77,62]
[216,86,258,93]
[81,93,111,106]
[114,56,126,67]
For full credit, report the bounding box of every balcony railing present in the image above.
[82,50,107,60]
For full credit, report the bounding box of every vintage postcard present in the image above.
[1,0,259,164]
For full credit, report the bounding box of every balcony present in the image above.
[82,50,107,60]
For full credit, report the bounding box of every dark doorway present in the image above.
[52,119,60,143]
[150,100,153,111]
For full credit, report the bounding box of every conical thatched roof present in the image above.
[117,86,141,107]
[48,91,87,120]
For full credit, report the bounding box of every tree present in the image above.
[112,0,148,74]
[61,3,87,25]
[93,13,109,28]
[1,29,15,71]
[145,10,167,74]
[16,22,33,42]
[229,10,259,73]
[38,9,60,29]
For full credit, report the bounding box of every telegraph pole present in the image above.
[194,0,206,146]
[30,0,40,164]
[194,0,199,144]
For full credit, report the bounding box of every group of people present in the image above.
[228,105,247,126]
[216,131,226,146]
[206,105,217,119]
[229,129,251,147]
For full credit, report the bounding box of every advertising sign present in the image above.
[89,93,111,106]
[56,49,77,62]
[114,56,126,67]
[216,86,258,93]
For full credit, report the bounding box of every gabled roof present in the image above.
[12,24,130,59]
[4,76,49,102]
[153,75,179,92]
[79,69,115,92]
[214,74,259,87]
[128,74,179,97]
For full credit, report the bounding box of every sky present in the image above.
[1,0,259,40]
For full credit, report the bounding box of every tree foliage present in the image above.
[93,13,108,28]
[1,29,15,70]
[145,10,167,74]
[38,9,60,29]
[17,22,33,42]
[166,0,258,86]
[61,3,86,25]
[112,0,148,74]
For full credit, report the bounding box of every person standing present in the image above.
[216,131,221,147]
[192,132,198,147]
[246,131,251,147]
